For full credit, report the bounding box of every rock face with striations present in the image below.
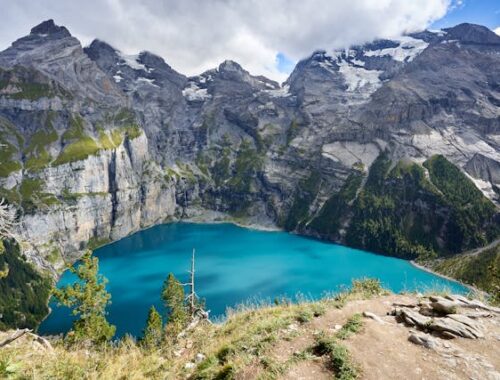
[0,20,499,274]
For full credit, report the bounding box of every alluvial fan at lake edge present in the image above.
[39,223,469,337]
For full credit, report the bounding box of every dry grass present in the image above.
[0,279,389,379]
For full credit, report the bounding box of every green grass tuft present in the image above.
[336,314,363,340]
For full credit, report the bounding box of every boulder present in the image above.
[445,295,500,314]
[429,316,484,339]
[399,308,432,327]
[430,299,458,315]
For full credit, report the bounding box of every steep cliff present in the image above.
[0,20,499,277]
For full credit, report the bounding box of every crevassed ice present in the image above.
[337,60,382,94]
[182,82,211,101]
[364,36,429,62]
[117,51,151,72]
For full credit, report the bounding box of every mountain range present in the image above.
[0,19,499,276]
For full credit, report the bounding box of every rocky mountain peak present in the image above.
[84,39,117,60]
[85,40,187,92]
[210,59,275,90]
[30,19,71,38]
[218,59,244,72]
[0,20,126,105]
[216,60,249,81]
[443,23,500,45]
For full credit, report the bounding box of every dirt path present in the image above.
[259,295,500,379]
[459,238,500,257]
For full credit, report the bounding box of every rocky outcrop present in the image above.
[391,294,500,339]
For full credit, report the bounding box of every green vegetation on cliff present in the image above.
[0,117,23,177]
[0,67,56,101]
[423,155,499,252]
[303,153,499,261]
[227,139,263,193]
[24,116,58,171]
[309,171,364,237]
[283,170,321,230]
[0,137,21,177]
[52,109,143,167]
[344,154,438,260]
[53,115,100,166]
[0,240,51,330]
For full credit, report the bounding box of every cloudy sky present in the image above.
[0,0,499,82]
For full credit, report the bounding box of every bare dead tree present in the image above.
[183,248,198,317]
[0,197,16,240]
[182,248,210,322]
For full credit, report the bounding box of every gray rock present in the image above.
[430,300,459,315]
[408,331,439,349]
[429,316,484,339]
[363,311,387,324]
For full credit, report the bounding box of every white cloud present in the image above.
[0,0,451,82]
[495,27,500,36]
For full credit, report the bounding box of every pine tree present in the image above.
[162,273,188,336]
[140,305,163,349]
[53,251,115,345]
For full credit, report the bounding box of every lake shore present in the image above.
[409,260,479,294]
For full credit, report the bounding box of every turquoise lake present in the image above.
[39,222,468,338]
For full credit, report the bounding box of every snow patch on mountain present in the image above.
[117,52,152,72]
[137,77,158,87]
[337,60,382,93]
[263,84,291,98]
[182,82,211,101]
[364,36,429,62]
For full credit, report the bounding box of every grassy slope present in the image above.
[428,243,500,305]
[0,279,385,380]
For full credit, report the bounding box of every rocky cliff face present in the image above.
[0,20,499,274]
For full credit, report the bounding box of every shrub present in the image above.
[350,278,384,298]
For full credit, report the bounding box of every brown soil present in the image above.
[269,295,500,379]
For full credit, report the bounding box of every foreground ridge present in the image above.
[1,283,499,379]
